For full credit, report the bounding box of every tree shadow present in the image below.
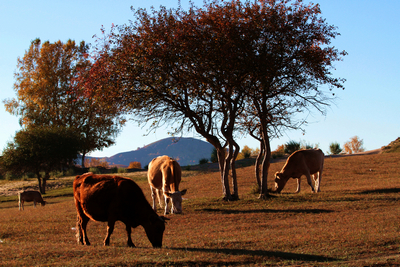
[359,187,400,194]
[170,247,338,263]
[200,208,334,214]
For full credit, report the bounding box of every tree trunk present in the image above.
[217,147,232,200]
[41,172,50,194]
[255,140,264,190]
[259,136,271,199]
[81,152,86,168]
[230,141,240,200]
[36,172,43,194]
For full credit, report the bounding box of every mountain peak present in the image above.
[106,137,214,167]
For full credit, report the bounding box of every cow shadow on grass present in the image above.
[359,187,400,194]
[200,208,334,214]
[170,247,338,264]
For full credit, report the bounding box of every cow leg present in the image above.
[76,214,91,245]
[150,186,157,211]
[75,200,91,245]
[305,173,315,192]
[164,195,170,215]
[104,220,115,246]
[19,200,24,211]
[33,200,36,208]
[315,171,322,192]
[295,178,301,193]
[76,215,83,244]
[157,189,163,209]
[125,224,135,247]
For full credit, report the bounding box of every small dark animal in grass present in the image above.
[275,149,324,193]
[18,190,46,211]
[73,172,168,248]
[148,155,187,215]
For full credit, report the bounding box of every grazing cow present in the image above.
[148,155,187,215]
[275,149,324,193]
[73,172,167,248]
[18,190,46,211]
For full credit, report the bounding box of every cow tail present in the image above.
[170,162,177,192]
[173,161,181,192]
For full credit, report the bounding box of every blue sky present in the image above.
[1,0,399,158]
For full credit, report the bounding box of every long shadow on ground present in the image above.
[359,187,400,194]
[170,247,339,264]
[200,208,334,214]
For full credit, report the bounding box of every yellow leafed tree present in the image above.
[5,38,125,168]
[128,161,142,169]
[343,136,365,154]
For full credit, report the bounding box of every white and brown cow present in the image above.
[73,172,168,248]
[275,149,324,193]
[148,155,187,215]
[18,190,46,210]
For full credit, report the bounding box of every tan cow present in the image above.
[18,190,46,211]
[275,149,324,193]
[73,172,167,248]
[148,155,187,215]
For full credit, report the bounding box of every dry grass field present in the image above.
[0,153,399,266]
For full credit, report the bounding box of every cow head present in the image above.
[274,172,288,193]
[164,189,187,214]
[144,215,168,248]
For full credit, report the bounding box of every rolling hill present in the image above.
[103,137,214,168]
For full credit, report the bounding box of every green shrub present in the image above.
[4,172,19,181]
[50,171,64,178]
[300,141,315,150]
[284,140,300,155]
[210,148,218,163]
[272,144,285,159]
[64,168,75,176]
[329,142,342,155]
[118,168,127,173]
[88,167,101,174]
[241,145,252,159]
[199,158,209,164]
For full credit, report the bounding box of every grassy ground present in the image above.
[0,153,399,266]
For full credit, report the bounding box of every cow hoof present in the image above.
[128,242,136,248]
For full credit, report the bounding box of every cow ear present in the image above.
[180,189,187,196]
[275,172,280,179]
[164,192,173,198]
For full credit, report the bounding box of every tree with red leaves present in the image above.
[92,0,346,200]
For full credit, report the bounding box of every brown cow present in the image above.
[73,172,167,248]
[148,155,187,215]
[275,149,324,193]
[18,190,46,211]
